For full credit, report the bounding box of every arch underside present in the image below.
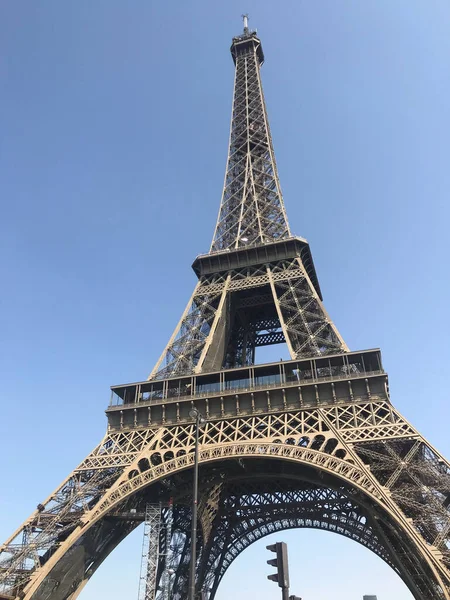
[196,474,405,598]
[162,459,444,600]
[25,457,445,600]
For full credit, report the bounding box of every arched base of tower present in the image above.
[19,453,449,600]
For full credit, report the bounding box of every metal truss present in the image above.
[138,505,161,600]
[1,19,449,600]
[149,24,346,380]
[210,28,290,251]
[191,470,448,600]
[150,257,348,379]
[149,278,229,380]
[195,479,400,597]
[1,398,450,599]
[155,502,173,600]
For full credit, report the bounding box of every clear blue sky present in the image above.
[1,1,450,599]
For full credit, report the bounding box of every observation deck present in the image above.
[192,237,323,299]
[107,349,388,430]
[230,30,264,65]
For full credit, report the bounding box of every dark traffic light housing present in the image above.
[266,542,289,589]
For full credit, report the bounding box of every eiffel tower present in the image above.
[1,18,450,600]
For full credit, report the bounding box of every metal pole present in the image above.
[188,410,200,600]
[282,587,289,600]
[167,569,174,600]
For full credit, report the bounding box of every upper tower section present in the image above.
[210,18,291,253]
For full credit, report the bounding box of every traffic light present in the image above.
[266,542,289,589]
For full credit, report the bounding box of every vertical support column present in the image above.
[160,502,174,600]
[267,267,296,359]
[138,504,162,600]
[148,283,201,380]
[195,277,231,373]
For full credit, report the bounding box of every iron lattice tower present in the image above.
[1,19,450,600]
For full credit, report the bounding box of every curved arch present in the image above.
[191,469,438,600]
[89,442,393,520]
[16,441,450,600]
[207,519,397,598]
[195,478,396,597]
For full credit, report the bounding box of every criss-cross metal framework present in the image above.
[210,28,290,251]
[1,19,450,600]
[138,505,161,600]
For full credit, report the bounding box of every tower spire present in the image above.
[148,27,347,380]
[210,25,291,252]
[242,13,249,34]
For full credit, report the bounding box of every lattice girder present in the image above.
[2,20,450,600]
[150,257,347,379]
[192,475,434,599]
[138,505,161,600]
[1,399,450,600]
[211,31,290,251]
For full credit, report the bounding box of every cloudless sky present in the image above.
[1,1,450,599]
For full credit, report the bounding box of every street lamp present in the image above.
[188,407,205,600]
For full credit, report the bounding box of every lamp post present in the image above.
[188,407,204,600]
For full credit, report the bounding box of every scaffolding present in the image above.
[138,502,174,600]
[138,505,161,600]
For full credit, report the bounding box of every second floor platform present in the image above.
[106,349,388,430]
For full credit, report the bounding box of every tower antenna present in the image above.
[242,13,249,34]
